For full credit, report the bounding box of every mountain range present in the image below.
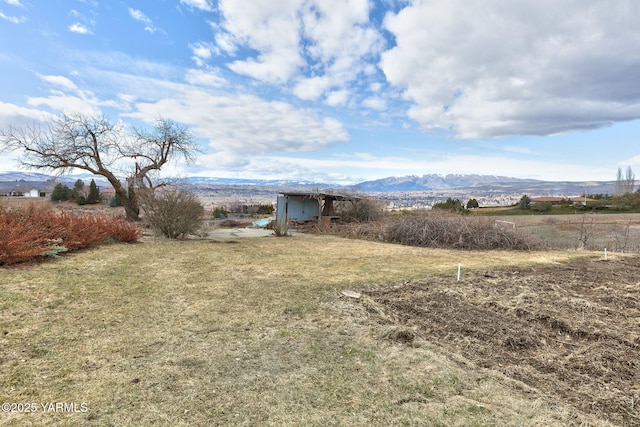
[354,174,529,191]
[0,171,617,196]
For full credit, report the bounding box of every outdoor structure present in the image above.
[276,192,360,229]
[100,187,116,199]
[0,184,48,198]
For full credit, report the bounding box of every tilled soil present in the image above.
[361,255,640,426]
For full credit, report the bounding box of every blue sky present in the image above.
[1,0,639,184]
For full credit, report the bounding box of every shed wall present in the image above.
[276,195,320,224]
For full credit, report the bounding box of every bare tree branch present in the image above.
[0,113,200,221]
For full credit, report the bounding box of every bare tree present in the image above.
[0,112,198,221]
[615,167,624,196]
[615,166,636,196]
[624,166,635,194]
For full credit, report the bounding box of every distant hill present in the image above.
[354,174,531,191]
[0,171,57,182]
[0,171,617,196]
[353,174,616,195]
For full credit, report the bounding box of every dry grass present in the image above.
[0,234,599,426]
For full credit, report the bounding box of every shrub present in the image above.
[257,204,274,215]
[212,207,228,219]
[332,220,387,241]
[273,219,289,237]
[432,197,466,212]
[109,194,123,207]
[335,196,385,223]
[0,205,57,265]
[140,186,204,239]
[0,205,141,266]
[531,201,552,213]
[103,216,143,243]
[384,215,541,250]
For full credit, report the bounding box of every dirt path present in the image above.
[361,255,640,425]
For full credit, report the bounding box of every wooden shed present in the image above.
[276,192,360,229]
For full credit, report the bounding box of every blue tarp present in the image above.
[252,217,275,228]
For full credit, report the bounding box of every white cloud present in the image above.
[220,0,303,84]
[381,0,640,138]
[213,31,237,56]
[128,8,156,33]
[185,69,227,88]
[267,151,614,183]
[300,0,383,71]
[0,102,56,171]
[68,23,92,34]
[190,42,216,66]
[0,10,25,23]
[293,76,330,101]
[362,96,387,110]
[35,66,348,161]
[186,152,355,183]
[325,90,349,107]
[37,74,78,91]
[129,8,150,24]
[125,90,349,160]
[26,74,101,115]
[4,0,23,6]
[215,0,385,107]
[619,155,640,166]
[27,93,99,115]
[0,101,54,129]
[180,0,214,12]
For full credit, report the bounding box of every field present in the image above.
[362,257,640,426]
[481,213,640,252]
[1,229,639,425]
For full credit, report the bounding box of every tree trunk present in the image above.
[103,174,140,222]
[123,202,140,222]
[123,180,140,222]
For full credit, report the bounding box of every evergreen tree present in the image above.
[87,179,101,204]
[466,198,479,209]
[518,195,531,210]
[51,183,71,201]
[433,197,464,211]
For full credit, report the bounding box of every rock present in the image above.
[341,290,361,299]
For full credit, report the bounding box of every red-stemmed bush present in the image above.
[0,206,55,265]
[0,204,142,266]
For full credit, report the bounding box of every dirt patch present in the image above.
[360,256,640,425]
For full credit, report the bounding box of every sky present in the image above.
[1,0,639,185]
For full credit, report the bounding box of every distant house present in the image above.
[0,184,48,198]
[25,188,47,198]
[101,187,116,199]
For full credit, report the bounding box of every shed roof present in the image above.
[279,192,361,201]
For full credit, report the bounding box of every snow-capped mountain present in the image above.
[354,174,534,192]
[0,171,57,182]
